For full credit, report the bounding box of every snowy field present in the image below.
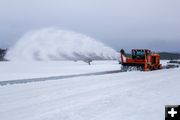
[0,61,120,81]
[0,60,180,120]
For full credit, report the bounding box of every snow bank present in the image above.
[5,28,117,61]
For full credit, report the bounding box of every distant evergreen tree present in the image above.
[0,48,7,61]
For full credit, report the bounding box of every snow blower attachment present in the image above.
[120,49,162,71]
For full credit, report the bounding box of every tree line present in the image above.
[0,48,180,61]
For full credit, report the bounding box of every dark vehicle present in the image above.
[166,60,180,68]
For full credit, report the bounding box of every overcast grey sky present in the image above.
[0,0,180,52]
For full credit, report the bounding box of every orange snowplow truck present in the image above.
[120,49,162,71]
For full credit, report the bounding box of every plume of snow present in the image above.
[6,28,118,61]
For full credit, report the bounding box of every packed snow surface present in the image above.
[5,28,117,61]
[0,61,120,81]
[0,60,180,120]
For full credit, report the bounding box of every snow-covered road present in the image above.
[0,61,120,81]
[0,61,180,120]
[0,70,122,86]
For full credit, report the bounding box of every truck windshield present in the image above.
[132,50,145,59]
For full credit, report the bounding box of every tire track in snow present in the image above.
[0,70,122,86]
